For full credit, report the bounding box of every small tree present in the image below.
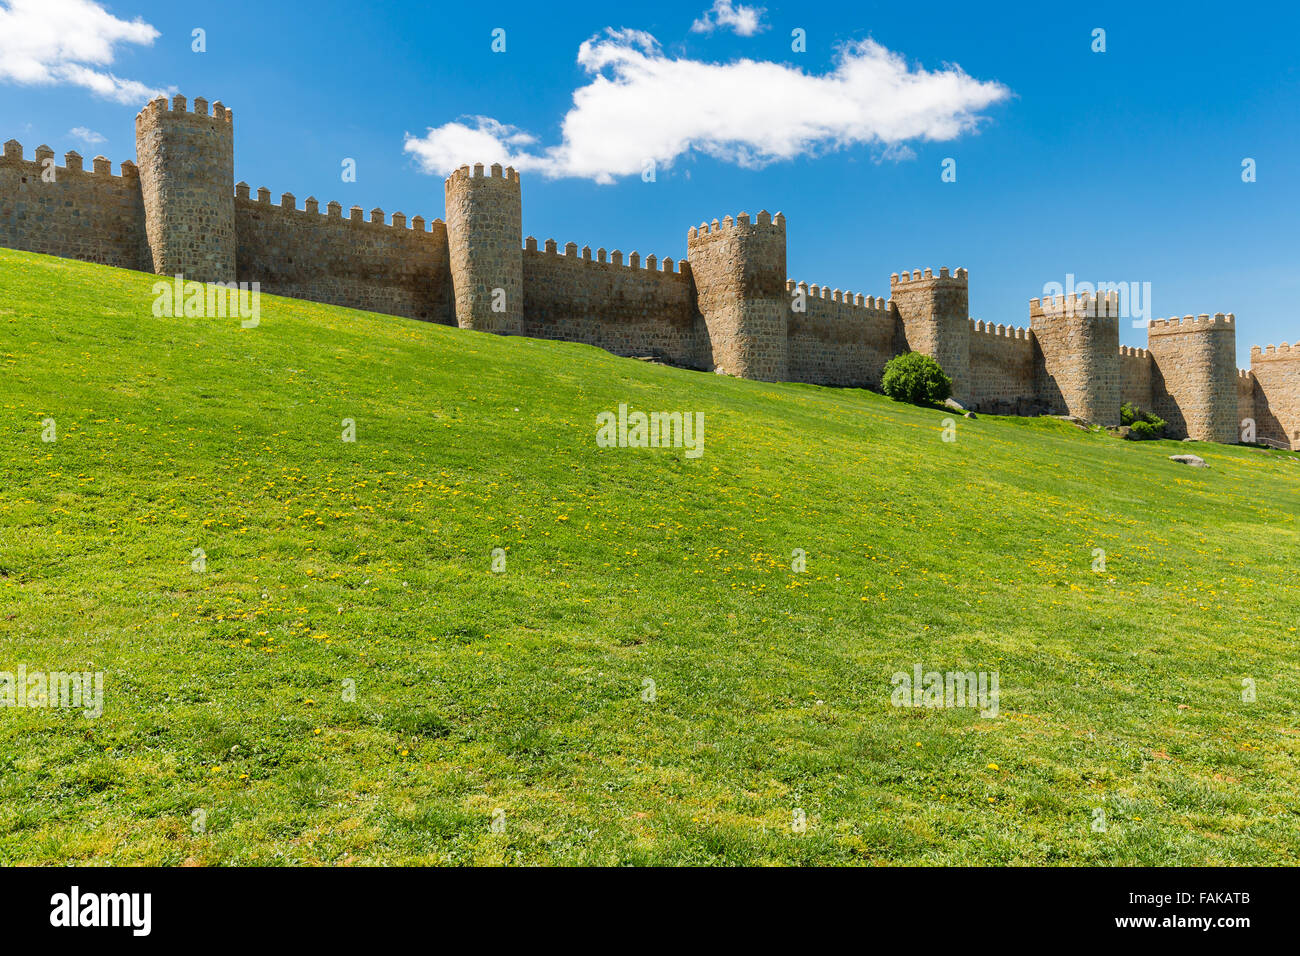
[881,352,953,406]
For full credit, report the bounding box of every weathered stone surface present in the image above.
[1169,454,1208,467]
[892,268,970,402]
[1119,345,1154,411]
[135,95,236,283]
[0,148,146,269]
[1249,344,1300,450]
[445,163,522,334]
[1052,414,1091,428]
[787,284,893,388]
[234,197,451,323]
[688,213,788,382]
[521,245,698,367]
[969,320,1033,411]
[1030,294,1121,426]
[1147,314,1237,443]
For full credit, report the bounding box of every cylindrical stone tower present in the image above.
[444,163,523,334]
[1030,292,1121,425]
[890,267,971,403]
[1146,313,1238,442]
[134,94,235,283]
[687,210,788,382]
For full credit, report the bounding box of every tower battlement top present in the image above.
[136,94,232,125]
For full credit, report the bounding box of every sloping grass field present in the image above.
[1,247,1297,865]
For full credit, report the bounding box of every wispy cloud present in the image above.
[0,0,166,104]
[406,29,1010,184]
[691,0,767,37]
[69,126,105,144]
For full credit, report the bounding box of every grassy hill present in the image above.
[1,247,1297,865]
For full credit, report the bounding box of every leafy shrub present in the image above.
[881,352,953,406]
[1121,402,1167,439]
[1130,421,1158,440]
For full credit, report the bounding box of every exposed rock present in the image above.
[1169,454,1208,468]
[963,411,977,419]
[944,398,965,412]
[1051,414,1092,430]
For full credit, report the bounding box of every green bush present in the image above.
[1130,421,1157,440]
[881,352,953,406]
[1122,402,1167,439]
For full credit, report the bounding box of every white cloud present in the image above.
[406,30,1010,185]
[400,116,539,178]
[0,0,166,104]
[69,126,105,144]
[691,0,766,37]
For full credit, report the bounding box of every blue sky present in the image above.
[2,0,1297,365]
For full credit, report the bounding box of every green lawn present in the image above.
[1,247,1297,865]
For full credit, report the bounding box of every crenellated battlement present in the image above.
[234,180,443,234]
[1118,345,1150,359]
[1148,312,1236,333]
[787,280,891,314]
[1251,341,1296,358]
[1029,291,1123,319]
[890,267,968,287]
[0,142,140,179]
[445,162,520,185]
[136,94,233,125]
[524,237,689,275]
[971,319,1031,341]
[687,209,785,242]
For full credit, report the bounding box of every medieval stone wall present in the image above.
[521,240,701,367]
[1249,344,1300,448]
[0,144,148,270]
[1238,369,1257,442]
[1119,345,1155,412]
[968,320,1036,412]
[785,282,895,387]
[234,189,452,324]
